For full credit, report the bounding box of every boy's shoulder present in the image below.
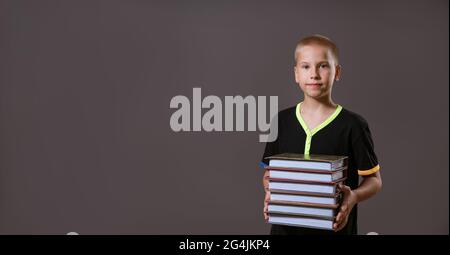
[276,106,298,124]
[277,105,297,118]
[340,107,371,129]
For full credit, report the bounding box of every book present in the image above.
[268,202,336,218]
[269,177,345,195]
[268,214,334,230]
[265,153,348,171]
[270,192,340,206]
[267,168,345,182]
[264,153,348,231]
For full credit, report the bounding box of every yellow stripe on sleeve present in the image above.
[358,164,380,176]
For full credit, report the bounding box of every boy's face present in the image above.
[294,44,341,100]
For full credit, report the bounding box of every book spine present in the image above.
[269,200,339,209]
[268,177,347,185]
[265,166,347,173]
[269,189,341,197]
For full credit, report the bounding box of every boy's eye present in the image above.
[320,64,329,68]
[301,65,309,69]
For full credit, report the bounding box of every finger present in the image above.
[333,221,343,232]
[334,223,341,232]
[338,184,348,193]
[335,212,342,225]
[339,207,349,221]
[341,185,351,193]
[340,204,347,213]
[334,219,343,232]
[335,218,347,232]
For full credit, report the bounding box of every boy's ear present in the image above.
[335,65,342,81]
[294,66,300,83]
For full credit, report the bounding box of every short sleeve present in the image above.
[351,117,380,176]
[261,138,279,166]
[260,114,280,167]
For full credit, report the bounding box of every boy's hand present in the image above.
[263,169,270,222]
[263,190,270,222]
[333,184,357,232]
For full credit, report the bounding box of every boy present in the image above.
[261,35,382,235]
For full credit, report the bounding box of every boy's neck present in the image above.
[301,96,337,111]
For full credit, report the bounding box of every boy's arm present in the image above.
[333,171,382,231]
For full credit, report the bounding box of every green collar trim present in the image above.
[296,102,343,136]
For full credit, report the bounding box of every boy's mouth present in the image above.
[306,83,323,86]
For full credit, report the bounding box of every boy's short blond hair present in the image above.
[294,34,339,65]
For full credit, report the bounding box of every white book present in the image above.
[266,153,347,171]
[270,193,337,205]
[269,170,343,182]
[268,204,334,218]
[269,159,333,170]
[269,181,337,194]
[268,214,333,230]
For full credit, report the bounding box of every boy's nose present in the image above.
[310,70,320,80]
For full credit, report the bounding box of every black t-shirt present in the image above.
[261,103,380,235]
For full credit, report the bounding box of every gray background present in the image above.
[0,0,448,234]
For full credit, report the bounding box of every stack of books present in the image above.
[265,153,348,230]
